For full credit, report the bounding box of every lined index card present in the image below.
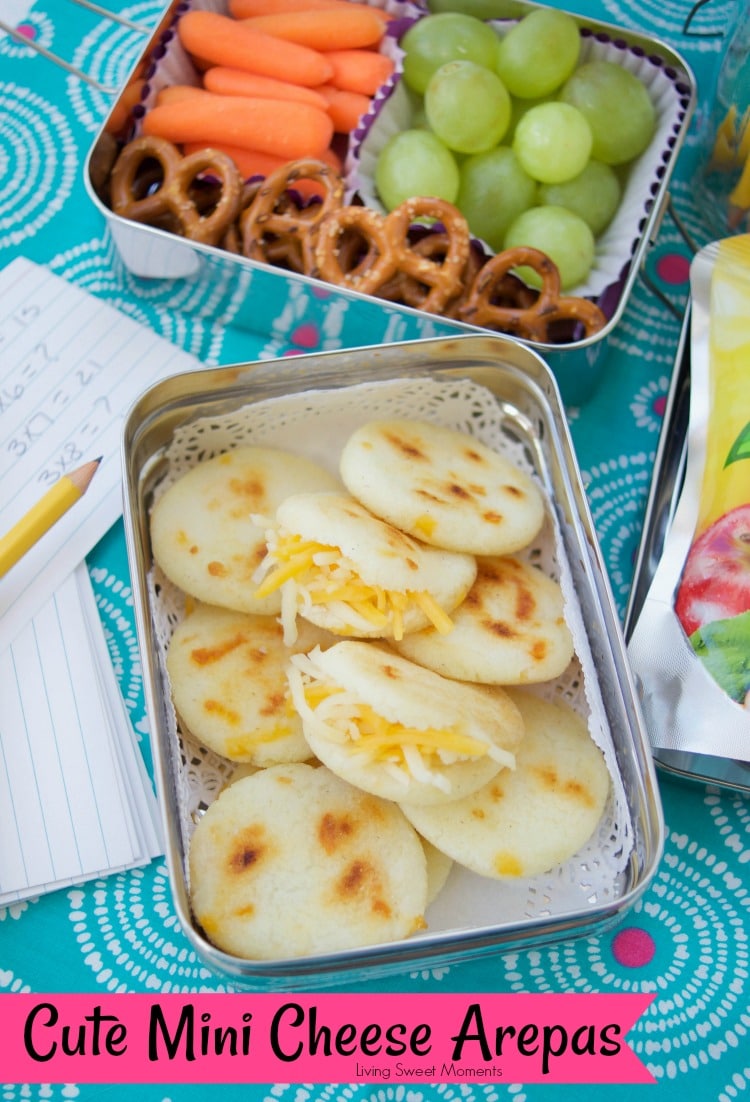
[0,257,202,642]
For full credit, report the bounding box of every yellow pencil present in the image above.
[0,457,102,578]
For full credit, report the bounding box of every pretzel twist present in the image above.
[314,197,470,308]
[379,233,483,318]
[314,205,400,294]
[239,158,345,275]
[459,246,607,342]
[109,135,242,246]
[384,197,471,313]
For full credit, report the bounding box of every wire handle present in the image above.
[0,0,152,93]
[639,194,701,321]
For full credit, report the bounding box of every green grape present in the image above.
[503,205,595,290]
[403,85,430,130]
[506,93,554,142]
[560,60,656,165]
[424,60,511,154]
[400,12,500,95]
[495,9,581,99]
[538,159,622,236]
[375,129,460,210]
[512,101,592,184]
[457,146,537,251]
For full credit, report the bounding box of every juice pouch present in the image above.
[628,234,750,765]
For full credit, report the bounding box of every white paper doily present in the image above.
[147,375,634,938]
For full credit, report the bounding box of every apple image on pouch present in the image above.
[675,504,750,636]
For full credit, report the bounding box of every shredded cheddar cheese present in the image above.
[254,532,456,641]
[303,689,490,772]
[286,651,516,795]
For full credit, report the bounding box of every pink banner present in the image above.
[0,993,655,1084]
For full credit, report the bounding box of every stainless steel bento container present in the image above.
[122,333,663,988]
[86,0,697,409]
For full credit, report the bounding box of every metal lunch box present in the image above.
[85,0,698,409]
[121,333,664,988]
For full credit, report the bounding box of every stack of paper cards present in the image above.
[0,569,161,904]
[0,258,203,902]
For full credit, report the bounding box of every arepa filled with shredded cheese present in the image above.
[253,492,477,644]
[287,641,525,805]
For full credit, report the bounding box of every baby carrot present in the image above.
[323,48,394,95]
[240,9,385,51]
[155,84,207,106]
[183,142,286,181]
[202,67,329,110]
[106,77,145,135]
[183,142,342,199]
[316,85,371,133]
[142,94,334,160]
[177,10,333,87]
[229,0,391,21]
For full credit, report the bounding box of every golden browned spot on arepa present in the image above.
[482,618,517,638]
[515,585,535,621]
[530,766,596,808]
[229,476,265,501]
[463,447,486,464]
[204,699,240,725]
[382,526,420,553]
[228,824,269,874]
[259,690,286,717]
[207,560,228,577]
[380,663,401,680]
[502,484,525,499]
[317,811,356,854]
[385,431,427,461]
[479,560,503,583]
[191,632,247,666]
[335,859,392,919]
[245,646,271,667]
[482,510,503,525]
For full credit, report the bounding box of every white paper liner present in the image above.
[350,21,691,299]
[146,376,634,945]
[628,239,750,763]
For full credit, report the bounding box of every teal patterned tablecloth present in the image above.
[1,0,749,1098]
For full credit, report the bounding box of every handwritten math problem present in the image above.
[0,257,202,642]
